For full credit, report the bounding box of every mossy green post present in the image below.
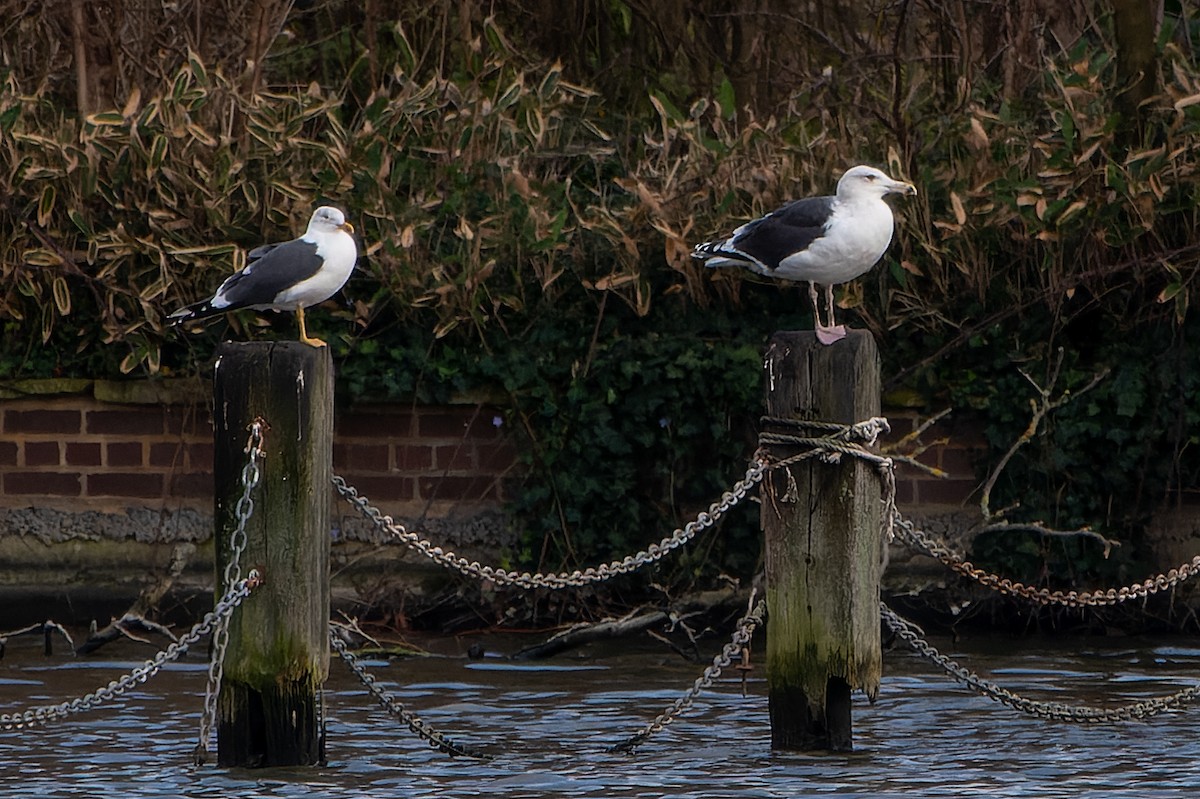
[762,330,882,751]
[212,342,332,767]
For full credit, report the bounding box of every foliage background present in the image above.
[2,0,1199,598]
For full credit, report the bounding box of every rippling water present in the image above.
[2,632,1198,797]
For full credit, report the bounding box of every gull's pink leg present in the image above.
[815,284,847,345]
[807,282,824,329]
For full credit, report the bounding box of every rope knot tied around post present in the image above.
[757,415,893,471]
[757,415,897,542]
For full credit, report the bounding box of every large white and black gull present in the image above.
[692,165,916,344]
[168,206,358,348]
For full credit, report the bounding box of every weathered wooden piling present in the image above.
[212,341,332,767]
[761,330,883,751]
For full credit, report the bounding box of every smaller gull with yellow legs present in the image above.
[168,206,358,348]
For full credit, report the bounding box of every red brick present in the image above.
[88,472,164,498]
[337,411,415,438]
[149,442,183,468]
[164,406,210,436]
[435,444,474,471]
[939,447,981,478]
[418,475,499,502]
[0,441,16,465]
[332,443,348,467]
[333,443,389,472]
[4,410,81,434]
[942,420,988,449]
[24,441,61,466]
[106,442,144,467]
[907,447,939,472]
[168,472,214,499]
[916,478,978,506]
[394,445,434,471]
[894,462,928,483]
[881,411,920,438]
[344,475,415,502]
[87,409,164,435]
[417,409,500,439]
[5,472,82,496]
[65,442,102,466]
[187,443,214,471]
[476,441,518,472]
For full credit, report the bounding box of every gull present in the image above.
[168,206,358,348]
[693,165,916,344]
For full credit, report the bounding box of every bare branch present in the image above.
[975,522,1121,558]
[979,348,1109,520]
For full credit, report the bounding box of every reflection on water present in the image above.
[1,633,1199,797]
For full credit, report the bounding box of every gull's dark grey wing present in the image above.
[213,238,323,309]
[728,196,835,272]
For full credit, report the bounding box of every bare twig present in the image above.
[0,621,75,659]
[513,609,669,660]
[887,453,949,478]
[75,543,192,655]
[979,348,1109,520]
[974,522,1121,558]
[330,614,383,650]
[881,407,954,478]
[76,614,176,656]
[645,628,695,661]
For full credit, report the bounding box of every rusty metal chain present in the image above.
[195,418,267,764]
[881,601,1200,722]
[331,458,766,590]
[610,596,766,753]
[329,629,491,760]
[0,573,261,732]
[893,513,1200,608]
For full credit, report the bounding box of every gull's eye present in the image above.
[864,174,877,181]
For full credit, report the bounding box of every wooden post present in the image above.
[212,342,332,767]
[761,330,882,751]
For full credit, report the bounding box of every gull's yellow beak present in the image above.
[339,221,355,234]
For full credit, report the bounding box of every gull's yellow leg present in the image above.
[296,307,327,348]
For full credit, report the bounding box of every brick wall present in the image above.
[0,388,516,517]
[1,384,989,519]
[886,410,988,510]
[333,403,517,514]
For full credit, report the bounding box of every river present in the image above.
[1,628,1198,797]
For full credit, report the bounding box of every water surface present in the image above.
[1,631,1198,797]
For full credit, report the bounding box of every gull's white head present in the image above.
[836,165,917,201]
[307,206,355,236]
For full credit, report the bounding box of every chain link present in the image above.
[329,630,491,759]
[881,601,1200,722]
[332,458,766,590]
[893,513,1200,608]
[610,597,766,753]
[195,418,267,763]
[1,573,260,731]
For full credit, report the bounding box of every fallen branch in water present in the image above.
[513,609,669,660]
[0,620,75,659]
[76,542,194,656]
[513,583,756,660]
[75,615,178,656]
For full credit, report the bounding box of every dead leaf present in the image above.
[950,191,967,226]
